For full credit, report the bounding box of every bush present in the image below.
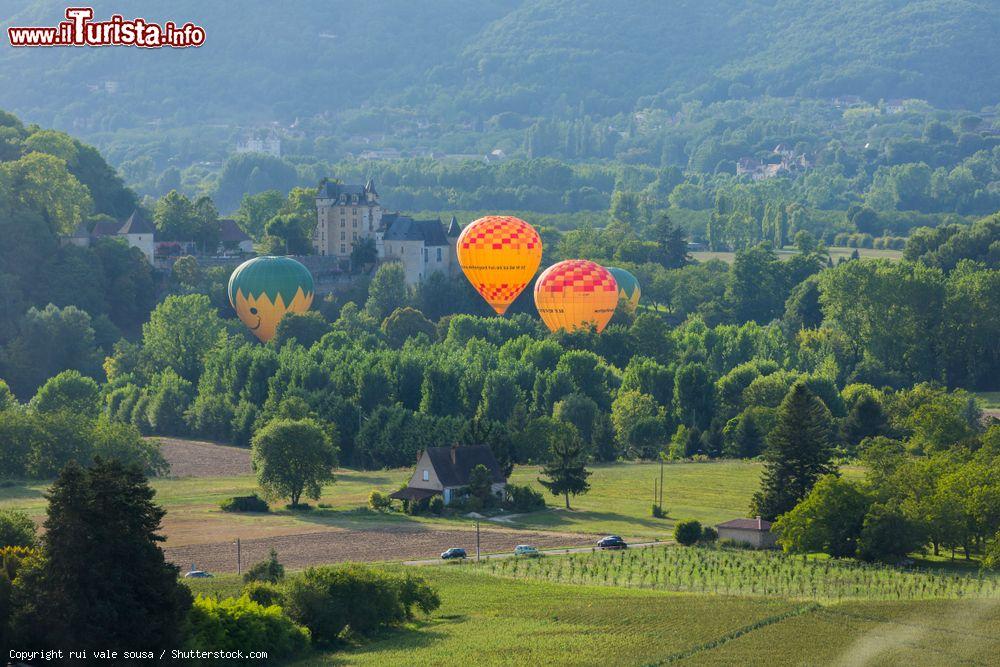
[0,510,36,549]
[368,490,392,512]
[984,532,1000,571]
[651,504,666,519]
[674,519,703,546]
[283,565,438,646]
[242,581,286,607]
[429,495,444,515]
[185,595,310,660]
[700,526,718,543]
[244,548,285,584]
[505,484,546,513]
[220,494,270,513]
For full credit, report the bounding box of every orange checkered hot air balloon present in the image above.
[456,215,542,315]
[534,259,619,333]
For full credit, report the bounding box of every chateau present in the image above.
[313,178,460,285]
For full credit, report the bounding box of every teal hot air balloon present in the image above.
[606,267,641,310]
[228,256,314,342]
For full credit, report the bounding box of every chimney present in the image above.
[451,442,458,465]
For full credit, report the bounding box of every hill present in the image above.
[0,0,997,144]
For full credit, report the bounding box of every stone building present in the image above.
[314,178,460,286]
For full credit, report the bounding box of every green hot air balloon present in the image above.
[228,256,315,342]
[606,266,641,310]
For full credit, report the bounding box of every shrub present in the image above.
[429,495,444,515]
[244,548,285,584]
[651,504,666,519]
[368,490,392,512]
[984,532,1000,571]
[700,526,718,543]
[505,484,546,513]
[283,564,438,645]
[220,494,269,513]
[0,510,36,549]
[242,581,285,607]
[674,519,702,546]
[185,595,310,660]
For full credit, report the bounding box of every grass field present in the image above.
[690,246,903,265]
[976,391,1000,410]
[485,545,1000,601]
[185,567,1000,666]
[0,449,785,548]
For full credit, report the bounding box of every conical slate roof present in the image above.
[447,215,461,237]
[119,209,155,235]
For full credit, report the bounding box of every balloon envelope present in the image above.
[456,215,542,315]
[534,259,618,333]
[607,266,641,309]
[228,256,314,342]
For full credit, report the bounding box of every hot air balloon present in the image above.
[456,215,542,315]
[534,259,619,333]
[606,266,641,310]
[228,256,314,342]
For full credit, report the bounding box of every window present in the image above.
[422,470,429,482]
[340,231,345,240]
[353,220,357,228]
[436,247,442,261]
[352,232,358,240]
[340,220,345,227]
[340,244,346,254]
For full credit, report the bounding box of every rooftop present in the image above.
[381,214,449,246]
[424,445,506,487]
[717,517,773,532]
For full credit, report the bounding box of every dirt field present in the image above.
[165,525,597,573]
[157,437,252,477]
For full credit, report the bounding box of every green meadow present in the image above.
[186,566,1000,666]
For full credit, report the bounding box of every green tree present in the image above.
[29,370,100,418]
[251,418,338,507]
[243,548,285,584]
[381,307,434,348]
[773,475,870,558]
[10,459,191,650]
[840,394,890,449]
[751,383,836,520]
[153,190,198,242]
[0,509,36,548]
[538,422,591,509]
[365,263,408,320]
[141,294,225,383]
[466,463,493,504]
[273,311,329,349]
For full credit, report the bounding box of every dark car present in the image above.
[597,535,628,550]
[441,547,467,560]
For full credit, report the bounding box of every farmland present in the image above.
[689,246,904,265]
[485,545,1000,601]
[0,440,788,572]
[184,567,1000,666]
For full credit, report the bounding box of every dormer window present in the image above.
[422,470,429,482]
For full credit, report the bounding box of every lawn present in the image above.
[976,391,1000,411]
[185,566,1000,666]
[0,458,780,545]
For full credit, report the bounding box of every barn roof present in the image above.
[717,517,773,532]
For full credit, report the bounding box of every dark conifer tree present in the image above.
[751,384,836,520]
[840,394,890,449]
[539,422,591,509]
[10,459,191,650]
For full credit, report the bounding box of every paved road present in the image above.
[403,539,673,566]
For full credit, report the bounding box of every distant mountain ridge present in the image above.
[0,0,996,137]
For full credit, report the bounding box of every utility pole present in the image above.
[235,538,242,575]
[476,520,481,563]
[659,458,664,510]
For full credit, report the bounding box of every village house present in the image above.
[65,208,156,263]
[64,209,253,266]
[716,517,778,549]
[314,178,460,285]
[390,445,507,506]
